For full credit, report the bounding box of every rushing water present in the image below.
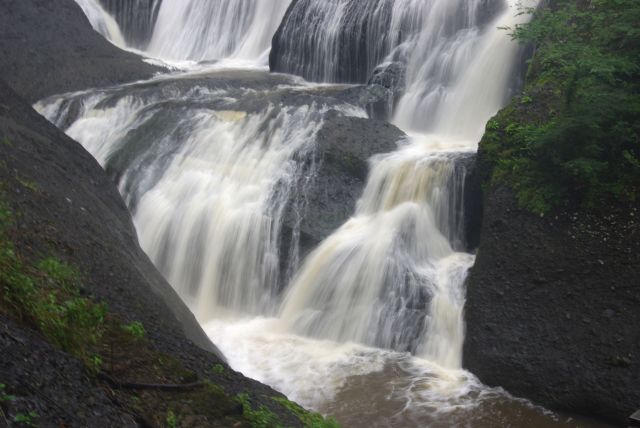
[38,0,608,426]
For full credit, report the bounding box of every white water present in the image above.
[42,1,549,425]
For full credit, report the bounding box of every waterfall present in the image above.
[271,0,532,134]
[393,0,533,134]
[43,0,547,424]
[146,0,291,63]
[270,0,505,85]
[75,0,291,64]
[274,0,535,368]
[36,79,367,322]
[280,145,474,367]
[270,0,396,83]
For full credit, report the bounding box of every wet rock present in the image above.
[368,61,406,93]
[285,110,405,262]
[365,62,406,119]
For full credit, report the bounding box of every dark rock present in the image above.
[464,179,640,425]
[0,0,161,103]
[0,316,137,426]
[365,61,406,120]
[368,61,406,93]
[296,110,404,253]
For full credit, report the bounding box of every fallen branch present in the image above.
[98,372,206,391]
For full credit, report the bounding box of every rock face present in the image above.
[0,0,161,103]
[0,316,138,425]
[464,181,640,425]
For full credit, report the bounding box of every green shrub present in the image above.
[272,396,341,428]
[0,202,107,363]
[166,409,178,428]
[13,411,38,426]
[236,393,282,428]
[483,0,640,213]
[122,321,146,339]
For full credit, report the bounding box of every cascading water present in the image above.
[76,0,291,64]
[276,0,536,370]
[280,147,474,366]
[270,0,506,86]
[271,0,527,133]
[36,0,590,426]
[147,0,291,63]
[393,0,530,134]
[37,77,331,321]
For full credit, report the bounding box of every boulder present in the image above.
[464,180,640,425]
[0,0,160,103]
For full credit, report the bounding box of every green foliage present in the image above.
[122,321,146,339]
[166,409,178,428]
[0,383,16,403]
[37,258,78,289]
[272,396,341,428]
[483,0,640,212]
[211,363,225,374]
[90,354,103,372]
[0,202,107,363]
[13,411,38,426]
[237,393,283,428]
